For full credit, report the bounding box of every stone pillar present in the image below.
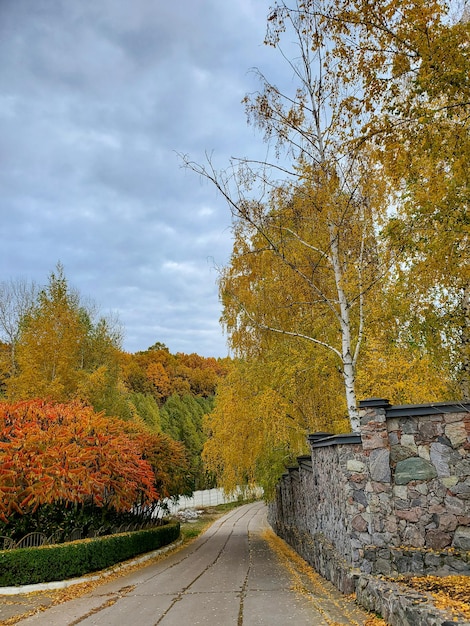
[358,398,398,574]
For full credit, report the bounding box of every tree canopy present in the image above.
[0,264,229,499]
[189,0,468,494]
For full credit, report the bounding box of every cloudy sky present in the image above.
[0,0,293,358]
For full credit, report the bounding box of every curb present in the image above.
[356,574,470,626]
[0,538,183,596]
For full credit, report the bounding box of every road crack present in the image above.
[153,505,260,626]
[68,585,136,625]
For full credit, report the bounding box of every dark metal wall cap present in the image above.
[297,455,313,471]
[310,433,362,447]
[386,401,470,418]
[358,398,391,409]
[307,432,334,443]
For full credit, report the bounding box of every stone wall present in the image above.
[268,399,470,592]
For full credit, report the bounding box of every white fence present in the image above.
[161,487,263,516]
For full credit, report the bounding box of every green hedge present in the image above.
[0,522,180,587]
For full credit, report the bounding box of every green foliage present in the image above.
[0,522,180,586]
[128,392,161,431]
[160,394,215,489]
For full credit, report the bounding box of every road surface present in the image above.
[17,502,373,625]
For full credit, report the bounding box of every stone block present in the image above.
[387,417,400,431]
[391,444,415,463]
[445,421,468,448]
[377,548,391,559]
[384,517,398,533]
[401,418,419,434]
[417,445,431,460]
[402,525,426,548]
[441,476,459,488]
[426,529,452,550]
[428,478,447,499]
[395,457,437,484]
[369,448,391,482]
[371,532,386,547]
[438,514,458,532]
[448,557,470,574]
[350,472,366,484]
[373,481,392,495]
[414,483,429,495]
[409,493,425,507]
[361,428,389,450]
[450,480,470,500]
[455,459,470,476]
[395,498,412,510]
[453,526,470,550]
[393,485,408,500]
[353,489,368,507]
[347,459,366,473]
[424,552,442,569]
[401,434,418,451]
[444,411,469,423]
[358,531,372,544]
[430,442,453,476]
[352,514,368,533]
[375,557,392,575]
[410,551,425,573]
[396,508,422,522]
[416,419,439,441]
[388,431,399,445]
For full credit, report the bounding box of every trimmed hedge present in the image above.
[0,522,180,587]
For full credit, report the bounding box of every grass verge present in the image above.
[178,500,248,543]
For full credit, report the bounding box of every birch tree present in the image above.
[184,3,389,431]
[294,0,470,396]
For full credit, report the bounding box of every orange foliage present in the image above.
[146,361,172,401]
[123,348,230,402]
[130,427,190,499]
[0,400,165,522]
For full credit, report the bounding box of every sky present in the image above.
[0,0,292,358]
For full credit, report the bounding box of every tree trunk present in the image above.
[329,219,361,431]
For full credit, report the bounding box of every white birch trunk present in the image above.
[328,220,361,432]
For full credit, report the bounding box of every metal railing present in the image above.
[0,520,159,550]
[0,488,263,550]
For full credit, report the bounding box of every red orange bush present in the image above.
[0,399,187,522]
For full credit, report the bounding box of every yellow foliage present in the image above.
[357,336,453,405]
[5,265,129,419]
[203,340,350,497]
[396,575,470,621]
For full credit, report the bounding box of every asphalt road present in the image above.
[16,502,373,625]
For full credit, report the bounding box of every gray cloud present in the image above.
[0,0,284,357]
